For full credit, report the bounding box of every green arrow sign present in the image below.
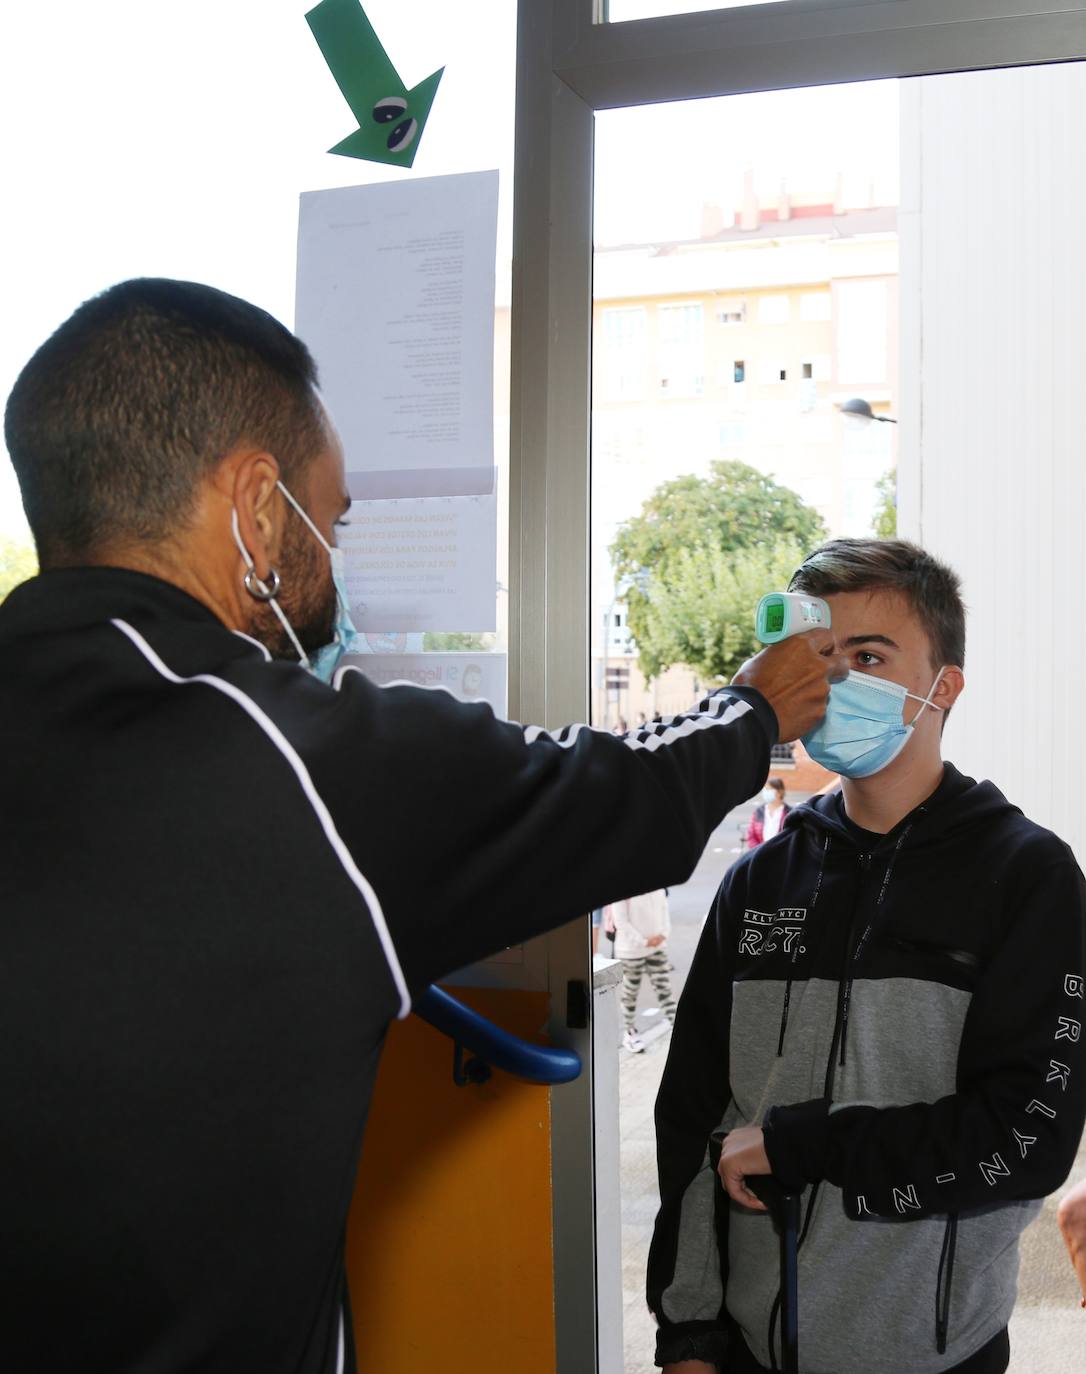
[306,0,443,167]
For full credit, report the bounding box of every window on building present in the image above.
[716,301,746,325]
[800,291,833,322]
[601,306,648,400]
[802,362,813,379]
[837,279,888,383]
[719,421,746,448]
[605,665,630,700]
[734,359,746,383]
[757,294,791,325]
[658,302,705,395]
[759,360,788,383]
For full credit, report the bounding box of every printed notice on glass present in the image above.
[296,171,499,501]
[343,653,508,718]
[337,491,496,634]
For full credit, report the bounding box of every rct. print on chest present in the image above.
[738,907,807,957]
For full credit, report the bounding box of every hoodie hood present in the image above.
[784,762,1021,855]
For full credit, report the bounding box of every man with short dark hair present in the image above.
[650,538,1086,1374]
[0,278,843,1373]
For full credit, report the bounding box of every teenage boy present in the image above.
[649,539,1086,1374]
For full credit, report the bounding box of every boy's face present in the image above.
[822,587,959,725]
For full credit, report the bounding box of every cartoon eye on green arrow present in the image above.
[306,0,444,167]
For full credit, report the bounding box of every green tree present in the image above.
[422,631,495,652]
[873,469,897,539]
[0,535,36,604]
[612,460,826,583]
[610,460,827,682]
[634,541,809,684]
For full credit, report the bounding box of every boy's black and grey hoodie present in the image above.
[649,765,1086,1373]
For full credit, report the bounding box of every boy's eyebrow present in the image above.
[843,634,900,650]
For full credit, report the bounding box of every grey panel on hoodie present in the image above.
[664,978,1037,1370]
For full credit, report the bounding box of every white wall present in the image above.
[899,64,1086,861]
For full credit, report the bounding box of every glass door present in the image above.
[512,5,1086,1370]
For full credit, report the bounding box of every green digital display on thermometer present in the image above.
[755,592,831,644]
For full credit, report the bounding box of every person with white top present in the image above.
[605,889,677,1053]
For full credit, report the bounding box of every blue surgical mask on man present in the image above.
[801,668,946,779]
[277,482,365,682]
[232,482,364,683]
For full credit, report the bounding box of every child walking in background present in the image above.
[604,889,676,1053]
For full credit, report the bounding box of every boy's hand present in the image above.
[718,1125,771,1210]
[645,934,666,947]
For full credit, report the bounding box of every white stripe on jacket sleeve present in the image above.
[523,696,751,751]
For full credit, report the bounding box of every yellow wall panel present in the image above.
[347,987,556,1373]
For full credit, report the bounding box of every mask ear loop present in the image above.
[231,509,311,670]
[905,665,948,726]
[277,480,333,552]
[277,481,351,650]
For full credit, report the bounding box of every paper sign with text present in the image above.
[343,652,507,717]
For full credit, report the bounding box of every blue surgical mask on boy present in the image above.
[801,668,945,779]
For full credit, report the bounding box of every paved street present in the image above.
[612,796,1086,1373]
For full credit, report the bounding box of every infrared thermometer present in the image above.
[755,592,832,644]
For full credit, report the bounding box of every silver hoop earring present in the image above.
[243,567,281,601]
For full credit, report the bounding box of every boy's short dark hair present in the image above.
[4,278,325,567]
[789,538,966,669]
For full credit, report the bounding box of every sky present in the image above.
[0,1,898,539]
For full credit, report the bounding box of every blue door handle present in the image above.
[413,984,582,1086]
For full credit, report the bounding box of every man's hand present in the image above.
[718,1125,771,1210]
[1057,1178,1086,1306]
[732,630,847,743]
[645,933,666,948]
[662,1364,718,1373]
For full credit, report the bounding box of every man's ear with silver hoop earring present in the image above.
[242,567,281,601]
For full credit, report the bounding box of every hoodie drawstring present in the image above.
[838,824,914,1067]
[776,833,831,1057]
[935,1213,959,1353]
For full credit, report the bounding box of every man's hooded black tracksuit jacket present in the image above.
[0,566,780,1373]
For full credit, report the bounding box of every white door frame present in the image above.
[508,4,1086,1370]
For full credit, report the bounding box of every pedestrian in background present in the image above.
[604,889,676,1053]
[745,775,791,848]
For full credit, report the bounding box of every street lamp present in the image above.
[837,396,897,424]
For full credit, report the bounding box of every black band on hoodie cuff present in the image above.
[654,1321,731,1367]
[762,1098,831,1191]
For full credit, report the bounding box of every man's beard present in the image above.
[246,517,337,662]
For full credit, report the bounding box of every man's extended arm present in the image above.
[744,850,1086,1220]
